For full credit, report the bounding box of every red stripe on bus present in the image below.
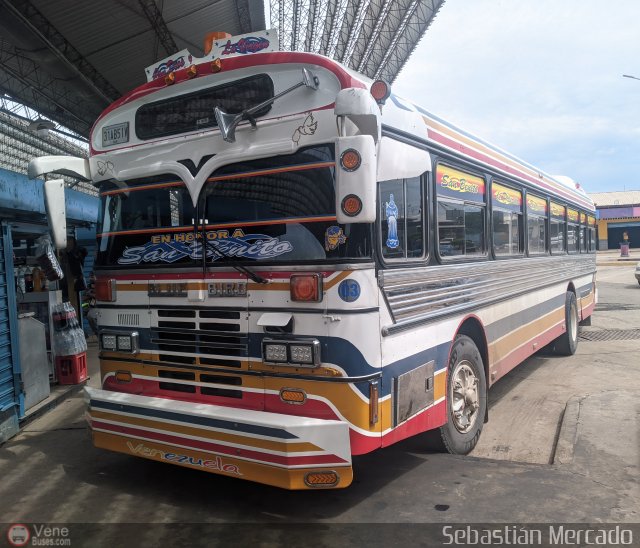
[90,419,347,466]
[427,129,594,210]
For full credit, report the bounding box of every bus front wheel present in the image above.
[554,291,579,356]
[430,335,487,455]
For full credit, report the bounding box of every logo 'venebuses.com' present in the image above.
[6,524,30,547]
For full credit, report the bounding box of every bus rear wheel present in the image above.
[429,335,487,455]
[554,291,579,356]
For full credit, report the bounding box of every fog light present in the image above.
[101,334,117,351]
[289,344,313,364]
[264,343,287,363]
[117,335,132,351]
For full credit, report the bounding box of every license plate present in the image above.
[102,122,129,146]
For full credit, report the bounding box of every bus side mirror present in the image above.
[335,135,376,224]
[44,179,68,249]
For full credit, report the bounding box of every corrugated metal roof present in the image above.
[590,191,640,207]
[0,0,265,136]
[0,0,444,138]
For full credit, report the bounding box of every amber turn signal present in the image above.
[211,58,222,73]
[280,388,306,404]
[115,371,132,383]
[340,149,361,171]
[341,194,363,217]
[305,471,339,487]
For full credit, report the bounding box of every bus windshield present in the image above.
[95,145,372,268]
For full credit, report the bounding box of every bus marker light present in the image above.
[187,65,198,78]
[290,273,323,302]
[164,72,176,85]
[305,471,339,487]
[211,58,222,73]
[371,79,391,105]
[340,149,361,171]
[115,371,132,383]
[280,388,306,404]
[341,194,362,217]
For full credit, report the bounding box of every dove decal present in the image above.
[292,113,318,144]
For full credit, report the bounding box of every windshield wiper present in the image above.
[214,68,319,143]
[207,243,269,284]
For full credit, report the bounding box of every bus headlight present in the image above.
[100,331,139,354]
[264,343,287,363]
[101,334,117,351]
[289,344,314,364]
[262,339,321,367]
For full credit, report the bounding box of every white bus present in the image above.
[30,30,596,490]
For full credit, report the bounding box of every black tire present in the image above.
[554,291,579,356]
[427,335,487,454]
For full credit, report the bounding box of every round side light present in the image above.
[187,65,198,78]
[371,79,391,105]
[164,72,176,85]
[211,58,222,73]
[341,194,363,217]
[340,149,361,171]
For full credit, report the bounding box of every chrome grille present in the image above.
[152,308,247,368]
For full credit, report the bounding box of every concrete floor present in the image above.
[0,261,638,545]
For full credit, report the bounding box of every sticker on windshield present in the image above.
[117,231,293,265]
[324,226,347,251]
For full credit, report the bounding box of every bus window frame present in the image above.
[434,161,488,264]
[489,179,524,260]
[525,192,549,257]
[549,201,567,256]
[376,172,429,266]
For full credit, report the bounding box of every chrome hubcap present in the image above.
[569,302,578,342]
[450,361,480,433]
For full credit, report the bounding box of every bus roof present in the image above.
[92,49,593,212]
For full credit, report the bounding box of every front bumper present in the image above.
[84,387,353,489]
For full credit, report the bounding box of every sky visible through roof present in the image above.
[393,0,640,194]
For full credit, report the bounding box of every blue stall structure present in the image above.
[0,167,97,443]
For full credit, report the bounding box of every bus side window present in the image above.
[379,176,425,261]
[491,182,523,257]
[435,164,486,259]
[526,194,548,255]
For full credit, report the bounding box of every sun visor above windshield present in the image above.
[377,137,432,181]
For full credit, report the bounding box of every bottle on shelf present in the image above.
[17,266,26,294]
[31,267,41,292]
[24,266,33,293]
